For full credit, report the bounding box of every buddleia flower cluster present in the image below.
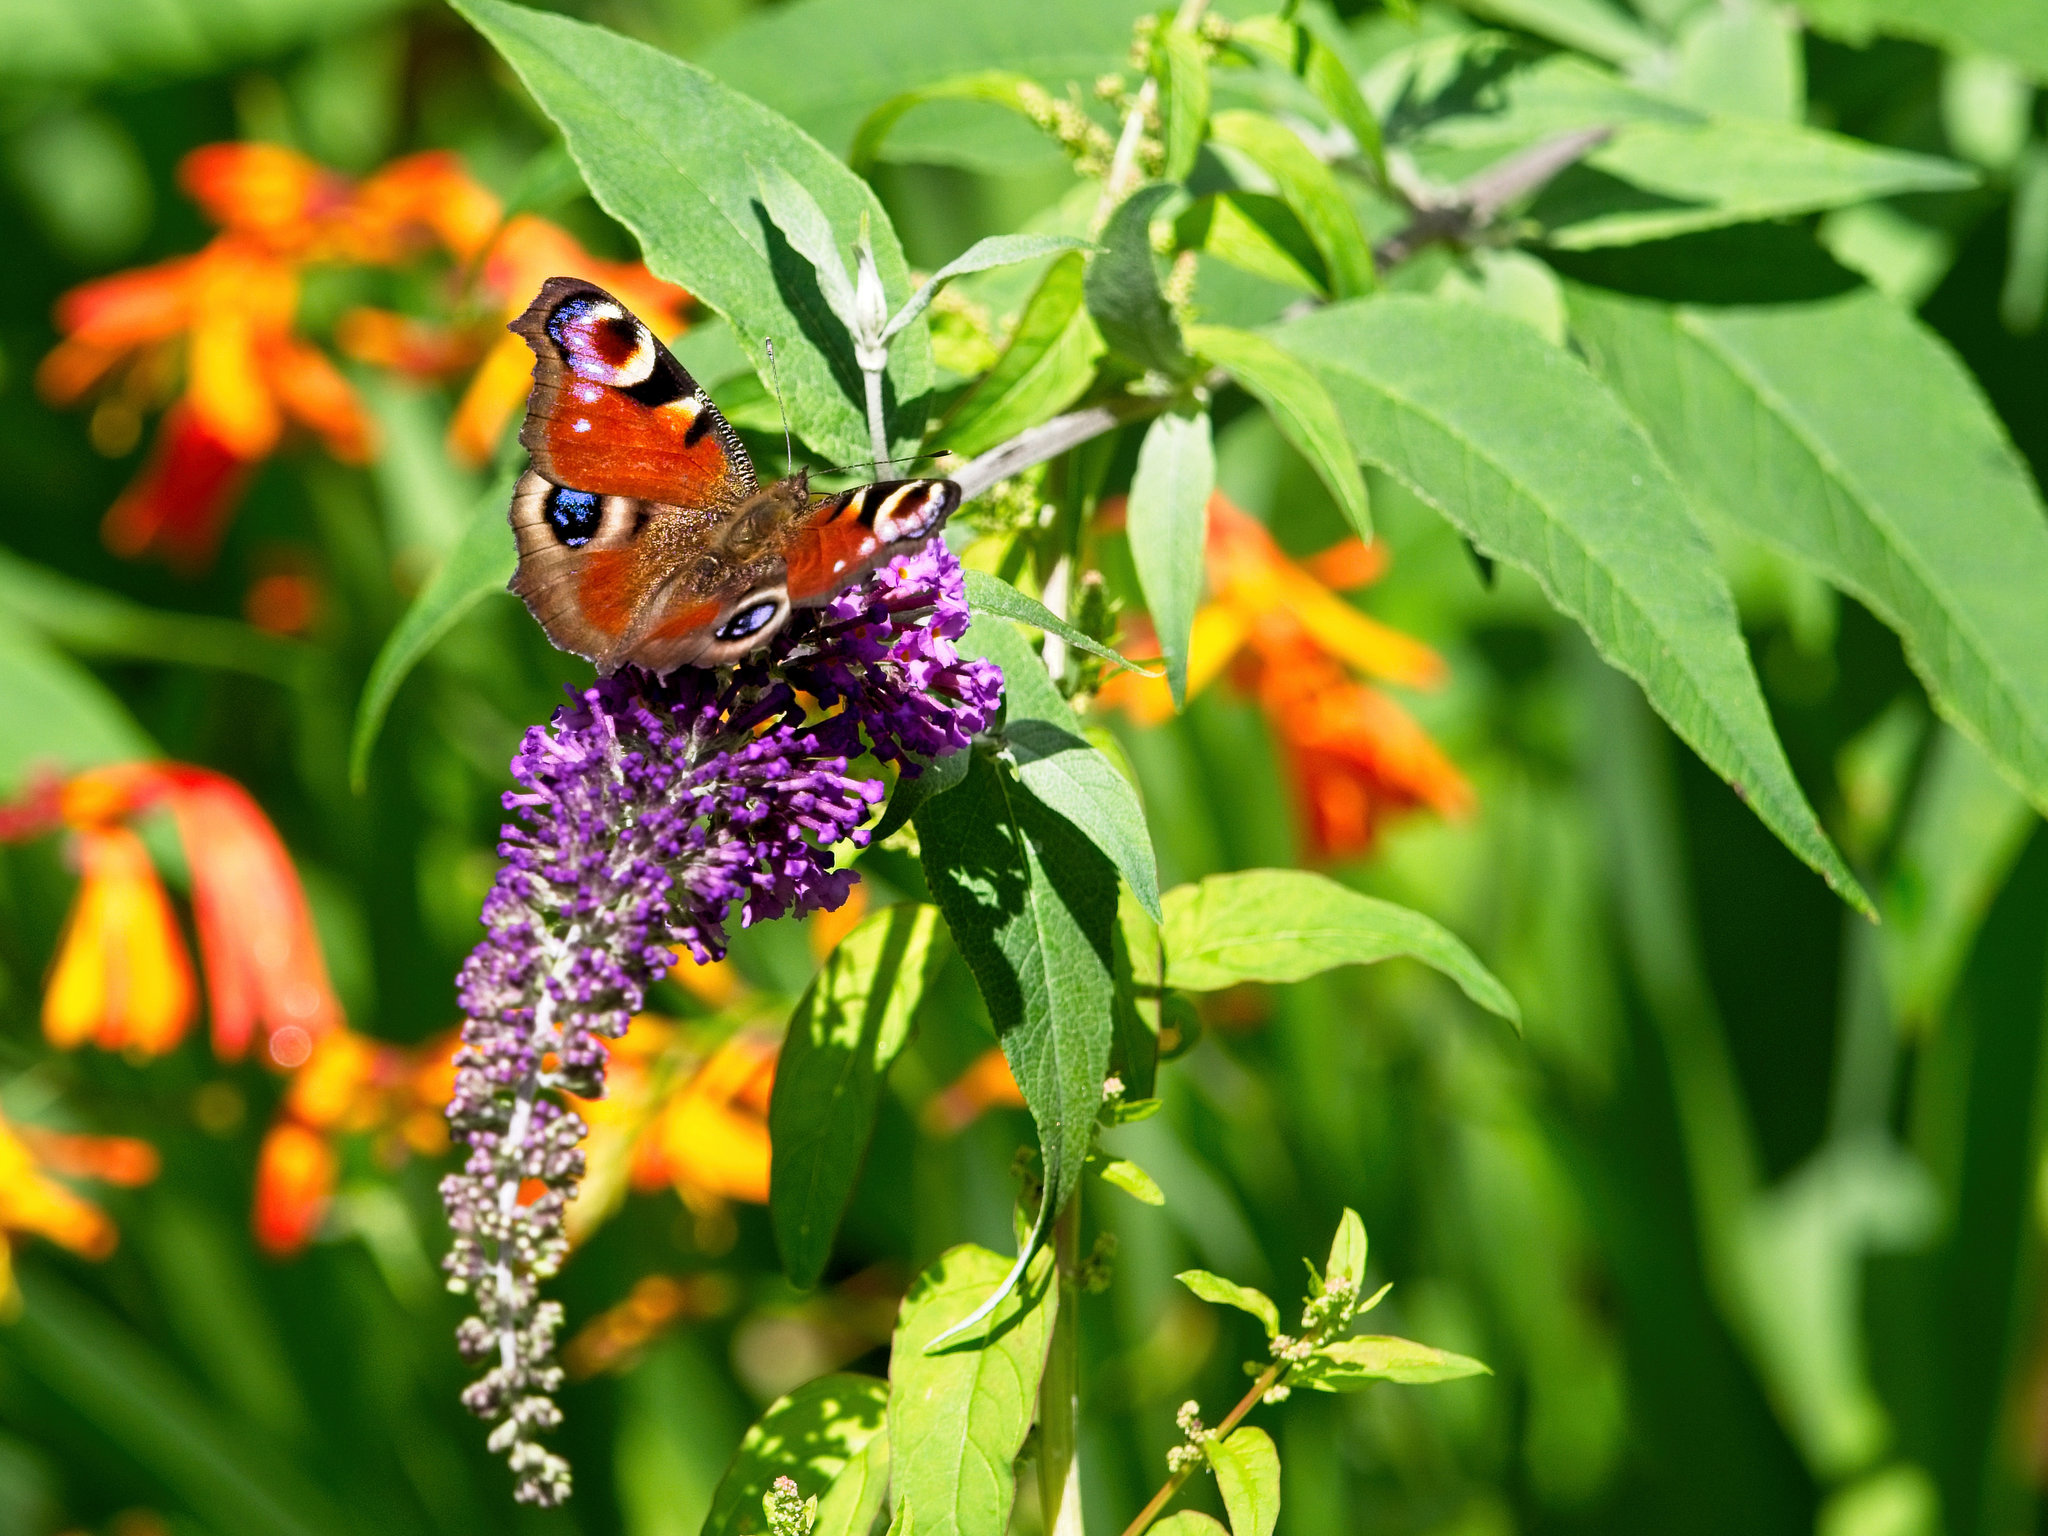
[440,540,999,1503]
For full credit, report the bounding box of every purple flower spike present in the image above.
[441,540,997,1504]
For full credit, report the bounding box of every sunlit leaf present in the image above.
[943,251,1104,456]
[1177,1268,1280,1337]
[1157,23,1210,183]
[888,1244,1057,1535]
[963,568,1158,677]
[1160,869,1519,1023]
[1086,183,1191,376]
[1206,1425,1280,1536]
[1127,405,1214,710]
[1277,296,1871,916]
[1209,110,1374,298]
[1298,1335,1492,1389]
[1095,1156,1166,1205]
[704,1374,890,1536]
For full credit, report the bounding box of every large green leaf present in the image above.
[4,1268,349,1536]
[704,1374,890,1536]
[887,1244,1057,1536]
[943,251,1104,457]
[771,903,948,1288]
[1127,406,1215,710]
[814,1429,890,1536]
[1186,322,1370,540]
[915,748,1120,1266]
[1276,296,1870,916]
[349,469,519,792]
[0,551,308,686]
[1160,869,1520,1023]
[0,0,406,81]
[1205,1426,1280,1536]
[453,0,930,466]
[1566,285,2048,822]
[0,620,156,795]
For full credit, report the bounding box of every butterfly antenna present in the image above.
[815,449,954,477]
[765,337,794,476]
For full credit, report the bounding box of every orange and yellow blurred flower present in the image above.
[38,139,686,569]
[0,1107,159,1309]
[1099,493,1473,859]
[250,1026,455,1255]
[0,762,344,1063]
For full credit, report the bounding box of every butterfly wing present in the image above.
[510,275,754,506]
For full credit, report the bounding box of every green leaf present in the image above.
[772,903,950,1288]
[1323,1208,1368,1304]
[1228,16,1387,183]
[886,233,1093,343]
[1177,193,1326,296]
[0,619,155,795]
[1205,1426,1280,1536]
[1545,118,1976,249]
[704,1374,890,1536]
[1006,718,1161,921]
[845,69,1047,176]
[1209,110,1375,299]
[1566,285,2048,826]
[1176,1269,1281,1337]
[4,1267,350,1536]
[1127,405,1215,710]
[1085,183,1191,376]
[755,161,862,335]
[453,0,930,466]
[959,608,1076,729]
[964,569,1160,677]
[871,747,971,845]
[813,1428,890,1536]
[1277,296,1871,916]
[1095,1156,1166,1205]
[915,749,1120,1283]
[887,1244,1057,1536]
[1454,0,1658,63]
[0,0,407,82]
[943,251,1104,457]
[0,550,309,686]
[1882,727,2035,1035]
[350,469,518,792]
[1187,322,1370,540]
[1160,869,1520,1024]
[1157,23,1211,183]
[1802,0,2048,82]
[1297,1335,1492,1389]
[1150,1517,1231,1536]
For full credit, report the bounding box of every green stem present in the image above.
[1038,1186,1084,1534]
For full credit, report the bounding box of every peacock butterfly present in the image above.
[504,275,958,674]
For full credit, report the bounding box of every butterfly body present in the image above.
[505,276,957,674]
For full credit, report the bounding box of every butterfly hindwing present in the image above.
[784,479,960,602]
[510,276,755,508]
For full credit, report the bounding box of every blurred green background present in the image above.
[0,2,2045,1535]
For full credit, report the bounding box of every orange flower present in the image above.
[0,1108,158,1306]
[250,1026,454,1257]
[42,824,197,1055]
[251,1122,337,1256]
[1099,494,1472,859]
[637,1032,779,1207]
[4,763,344,1062]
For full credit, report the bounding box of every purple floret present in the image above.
[440,540,998,1503]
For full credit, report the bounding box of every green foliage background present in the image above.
[0,0,2046,1534]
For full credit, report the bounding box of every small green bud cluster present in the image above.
[764,1476,816,1536]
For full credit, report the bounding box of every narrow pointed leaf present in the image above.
[1210,110,1374,298]
[1157,23,1210,183]
[1187,322,1369,539]
[1277,296,1871,915]
[1006,718,1161,920]
[755,161,860,333]
[1324,1208,1368,1304]
[1176,1269,1281,1337]
[884,233,1093,343]
[1298,1335,1491,1389]
[350,469,518,791]
[1086,183,1190,375]
[1161,869,1519,1024]
[1127,405,1214,709]
[944,251,1103,456]
[964,568,1160,676]
[1567,285,2048,822]
[772,903,949,1287]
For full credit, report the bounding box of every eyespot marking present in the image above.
[716,598,781,642]
[543,485,602,547]
[547,295,656,387]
